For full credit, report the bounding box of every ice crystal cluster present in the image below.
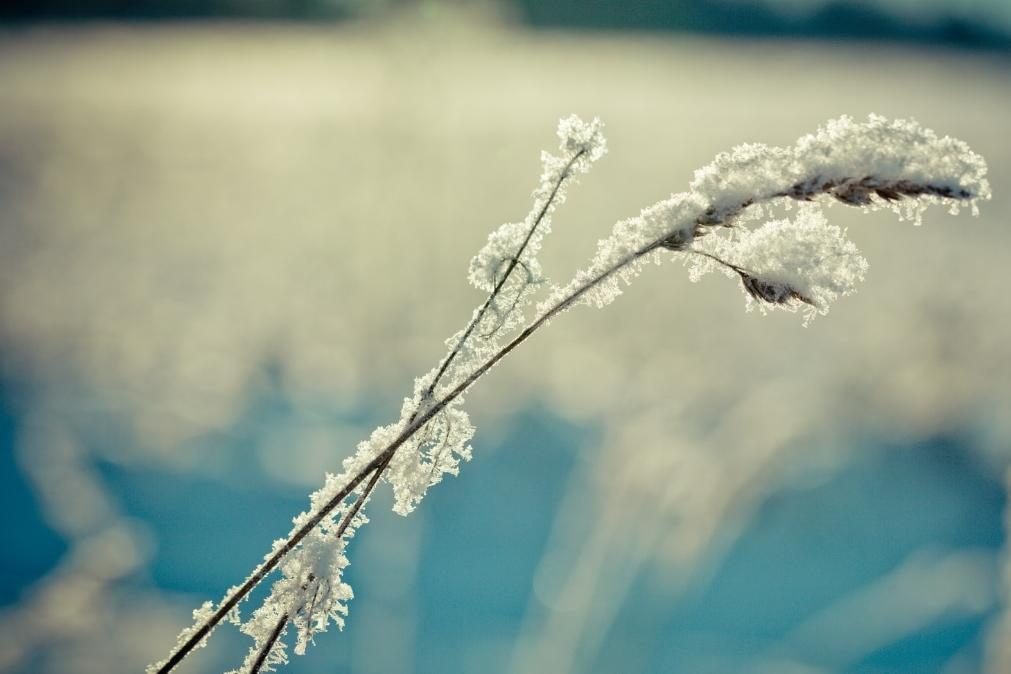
[150,114,988,674]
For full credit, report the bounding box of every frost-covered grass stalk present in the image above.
[149,114,989,674]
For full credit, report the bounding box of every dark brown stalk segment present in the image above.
[775,175,972,205]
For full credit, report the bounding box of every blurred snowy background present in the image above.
[1,1,1010,672]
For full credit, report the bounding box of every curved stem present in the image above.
[424,149,585,400]
[164,169,894,674]
[158,150,591,674]
[156,217,660,674]
[689,249,748,275]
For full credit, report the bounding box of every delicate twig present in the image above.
[244,461,389,674]
[154,465,373,673]
[152,115,987,674]
[424,149,585,401]
[337,454,390,541]
[158,170,957,674]
[248,616,287,674]
[689,249,748,275]
[198,148,592,674]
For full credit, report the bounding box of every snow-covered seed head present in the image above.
[736,270,815,308]
[689,208,871,324]
[556,114,607,166]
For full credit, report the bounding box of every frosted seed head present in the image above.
[689,208,869,324]
[737,270,815,308]
[791,115,990,210]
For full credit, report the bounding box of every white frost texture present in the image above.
[160,115,611,674]
[151,113,988,674]
[689,207,869,323]
[543,114,988,319]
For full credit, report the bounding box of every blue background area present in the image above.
[1,378,1005,673]
[0,396,67,606]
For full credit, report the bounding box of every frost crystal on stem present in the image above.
[149,114,988,674]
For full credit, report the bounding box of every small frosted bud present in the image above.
[556,114,607,164]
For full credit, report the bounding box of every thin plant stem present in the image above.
[155,196,703,674]
[155,463,374,673]
[246,460,389,674]
[192,150,590,674]
[248,616,287,674]
[689,249,748,275]
[158,167,956,674]
[423,148,585,401]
